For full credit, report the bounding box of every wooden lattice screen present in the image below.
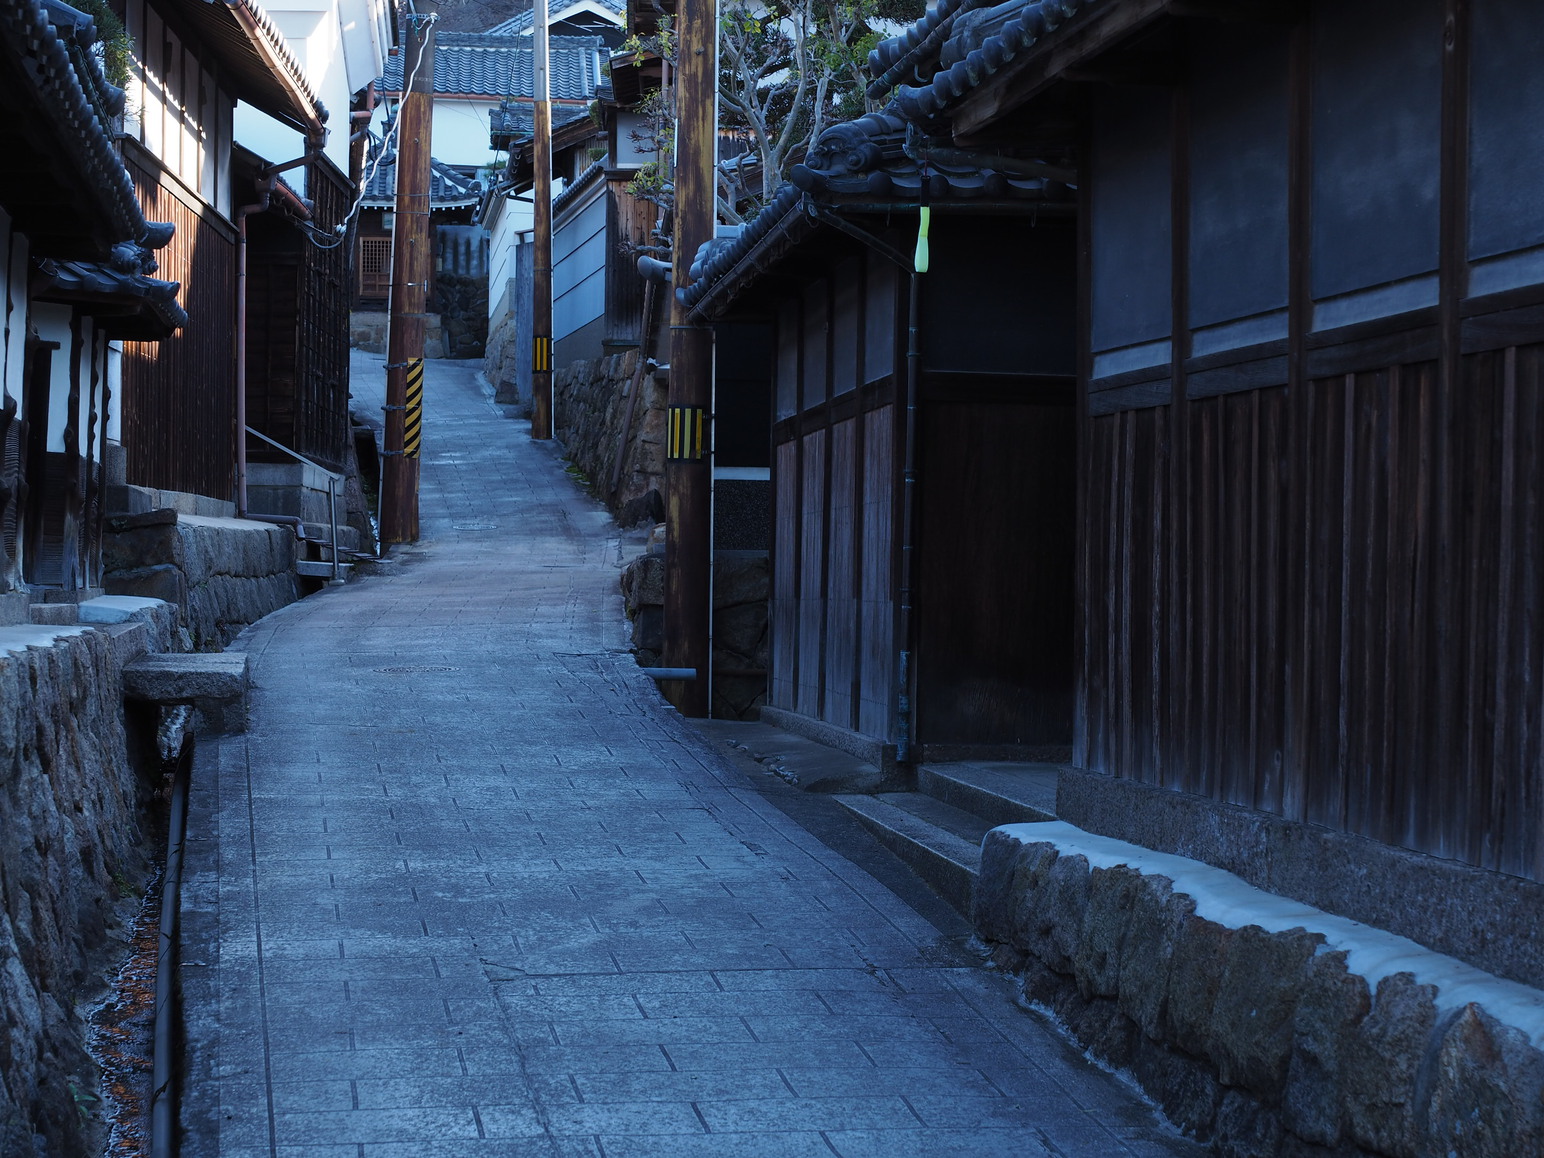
[359,237,391,303]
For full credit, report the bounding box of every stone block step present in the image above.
[297,560,353,579]
[918,762,1060,828]
[833,792,987,915]
[122,652,250,733]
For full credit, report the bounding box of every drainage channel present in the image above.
[90,720,193,1158]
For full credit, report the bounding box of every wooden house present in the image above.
[681,112,1079,764]
[0,0,185,594]
[117,0,343,500]
[851,0,1544,987]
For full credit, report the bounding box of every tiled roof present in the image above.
[0,0,184,278]
[485,0,624,38]
[679,108,1073,316]
[38,251,188,339]
[361,151,484,208]
[869,0,1096,124]
[488,100,594,143]
[678,0,1093,315]
[378,33,603,100]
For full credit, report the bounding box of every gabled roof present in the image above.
[378,33,604,100]
[485,0,625,39]
[488,100,595,149]
[361,151,483,209]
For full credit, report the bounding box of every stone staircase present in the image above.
[834,762,1061,916]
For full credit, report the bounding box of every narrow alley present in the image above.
[177,353,1199,1157]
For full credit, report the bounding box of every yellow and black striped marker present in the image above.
[666,406,707,461]
[404,358,424,458]
[533,335,552,373]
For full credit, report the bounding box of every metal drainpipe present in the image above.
[897,269,921,766]
[234,179,275,517]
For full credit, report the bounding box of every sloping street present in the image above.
[177,353,1198,1157]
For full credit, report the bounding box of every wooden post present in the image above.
[530,0,554,439]
[662,0,716,717]
[382,5,436,543]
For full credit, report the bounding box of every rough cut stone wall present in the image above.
[102,511,298,651]
[622,551,768,720]
[0,628,154,1158]
[434,271,488,359]
[553,351,666,527]
[486,311,524,406]
[975,826,1544,1158]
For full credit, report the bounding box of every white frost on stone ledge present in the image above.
[0,624,94,655]
[992,820,1544,1048]
[78,595,168,624]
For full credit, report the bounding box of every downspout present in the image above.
[234,131,325,518]
[897,171,930,767]
[234,178,274,518]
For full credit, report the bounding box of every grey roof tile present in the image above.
[378,33,603,100]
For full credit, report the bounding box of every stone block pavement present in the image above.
[178,354,1203,1157]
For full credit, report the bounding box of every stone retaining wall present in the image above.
[554,351,666,527]
[975,822,1544,1158]
[0,624,161,1157]
[102,511,298,651]
[622,550,768,720]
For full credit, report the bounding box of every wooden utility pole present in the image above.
[382,3,436,543]
[661,0,715,716]
[530,0,554,439]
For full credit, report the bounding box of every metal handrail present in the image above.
[243,426,345,584]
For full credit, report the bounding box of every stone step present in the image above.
[917,762,1060,828]
[121,651,250,733]
[297,560,353,580]
[833,792,987,915]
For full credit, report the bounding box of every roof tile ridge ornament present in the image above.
[890,0,1089,125]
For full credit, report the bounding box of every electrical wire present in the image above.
[300,9,440,249]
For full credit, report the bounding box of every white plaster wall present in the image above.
[0,211,23,406]
[31,304,72,454]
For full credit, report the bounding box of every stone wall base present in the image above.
[621,549,768,720]
[102,509,298,651]
[0,620,168,1156]
[553,350,666,526]
[975,822,1544,1158]
[1057,768,1544,991]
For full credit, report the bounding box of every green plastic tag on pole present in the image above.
[914,205,931,274]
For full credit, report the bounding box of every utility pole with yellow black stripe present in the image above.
[382,2,436,542]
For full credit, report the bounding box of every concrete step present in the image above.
[297,560,353,580]
[833,792,987,915]
[918,762,1060,828]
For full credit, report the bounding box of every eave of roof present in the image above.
[154,0,325,133]
[877,0,1098,126]
[679,108,1074,319]
[0,0,150,259]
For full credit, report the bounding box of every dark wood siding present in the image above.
[122,148,236,499]
[1081,348,1544,880]
[247,160,352,471]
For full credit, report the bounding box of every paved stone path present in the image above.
[181,355,1201,1157]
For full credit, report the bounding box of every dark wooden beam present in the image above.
[1168,0,1304,23]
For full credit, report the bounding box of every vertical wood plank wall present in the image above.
[1080,351,1544,880]
[122,151,236,499]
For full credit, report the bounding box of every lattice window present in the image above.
[359,237,392,301]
